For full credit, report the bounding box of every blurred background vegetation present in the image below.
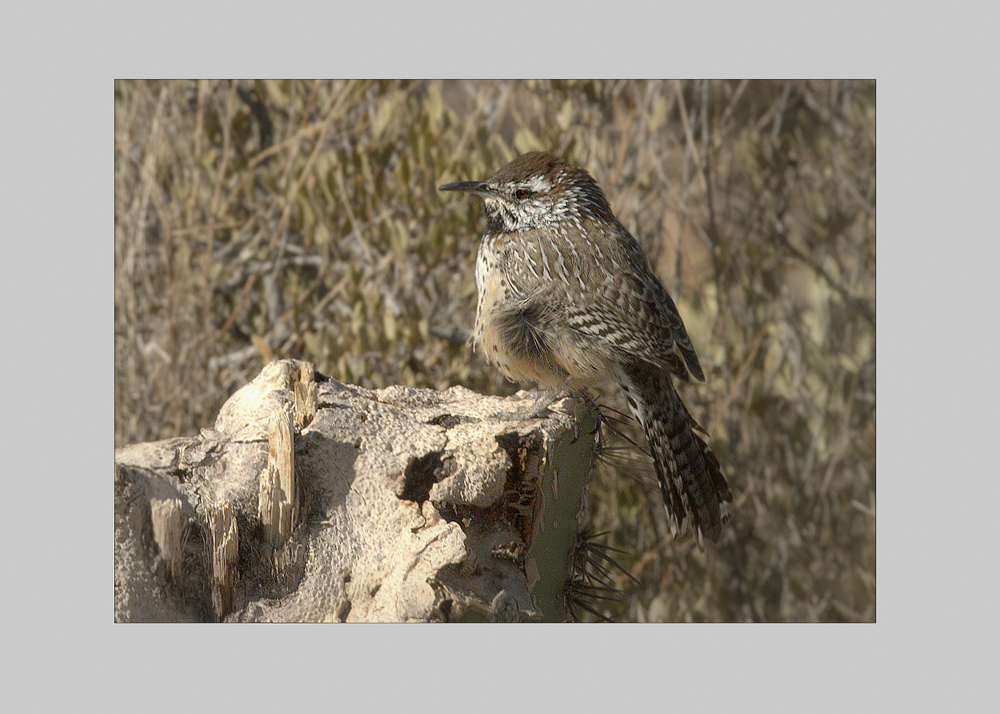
[115,79,874,622]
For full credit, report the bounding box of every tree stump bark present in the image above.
[114,359,598,622]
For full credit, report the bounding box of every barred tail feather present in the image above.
[617,364,733,546]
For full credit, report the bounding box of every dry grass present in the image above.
[115,79,875,622]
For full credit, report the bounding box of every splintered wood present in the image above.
[115,359,599,622]
[208,502,238,620]
[259,407,299,549]
[150,498,182,582]
[293,361,317,430]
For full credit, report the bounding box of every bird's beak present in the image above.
[438,180,495,198]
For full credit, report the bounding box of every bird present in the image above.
[439,152,733,547]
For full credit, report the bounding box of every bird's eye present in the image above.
[514,188,532,200]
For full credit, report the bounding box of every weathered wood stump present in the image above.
[114,360,598,622]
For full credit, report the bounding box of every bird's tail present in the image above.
[617,364,733,547]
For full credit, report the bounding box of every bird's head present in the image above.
[439,152,615,234]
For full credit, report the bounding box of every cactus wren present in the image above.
[440,152,733,545]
